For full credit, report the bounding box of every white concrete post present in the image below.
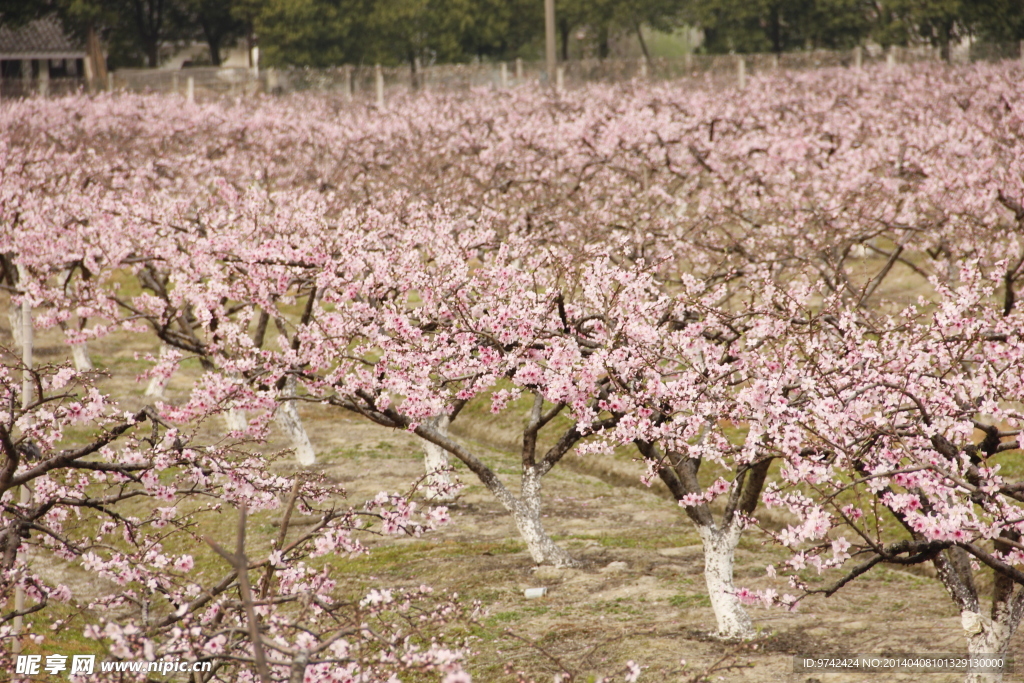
[344,65,353,102]
[38,60,49,97]
[515,57,523,81]
[186,76,194,103]
[737,56,746,89]
[500,61,508,88]
[887,46,896,71]
[375,64,384,108]
[854,45,863,70]
[555,65,564,92]
[107,72,114,91]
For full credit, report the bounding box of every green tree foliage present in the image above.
[686,0,1024,57]
[177,0,245,66]
[687,0,872,54]
[5,0,1024,71]
[253,0,543,68]
[966,0,1024,43]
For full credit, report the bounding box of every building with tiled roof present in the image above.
[0,15,87,92]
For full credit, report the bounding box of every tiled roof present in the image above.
[0,15,85,59]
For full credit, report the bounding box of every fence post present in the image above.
[345,65,353,101]
[887,46,896,71]
[737,55,746,89]
[771,54,779,70]
[186,76,194,103]
[639,58,648,79]
[375,64,384,108]
[555,65,564,92]
[38,61,49,97]
[853,45,862,70]
[107,71,114,92]
[413,56,421,90]
[1020,39,1024,65]
[500,62,508,88]
[515,57,523,82]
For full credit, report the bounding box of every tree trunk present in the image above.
[208,35,222,66]
[411,420,577,566]
[698,522,755,639]
[86,23,107,84]
[559,20,570,62]
[18,265,33,406]
[632,15,651,64]
[145,344,172,398]
[422,415,457,502]
[146,41,160,69]
[275,376,315,466]
[224,407,248,432]
[598,24,610,60]
[962,609,1013,683]
[510,467,578,567]
[940,21,952,63]
[71,343,93,371]
[8,304,22,349]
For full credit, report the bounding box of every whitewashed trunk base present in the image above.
[699,523,755,640]
[8,304,22,349]
[511,468,579,567]
[71,343,93,371]
[963,610,1012,683]
[422,415,457,502]
[224,408,248,433]
[145,344,172,398]
[276,377,315,466]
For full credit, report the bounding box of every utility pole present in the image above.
[545,0,556,83]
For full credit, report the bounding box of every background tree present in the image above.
[176,0,245,66]
[686,0,873,53]
[872,0,968,60]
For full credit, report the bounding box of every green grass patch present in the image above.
[669,593,711,609]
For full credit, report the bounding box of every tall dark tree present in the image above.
[177,0,244,66]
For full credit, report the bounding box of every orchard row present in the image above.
[2,61,1024,681]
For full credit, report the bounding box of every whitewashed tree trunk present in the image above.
[71,342,93,371]
[19,270,33,407]
[13,270,33,651]
[7,303,22,349]
[145,344,172,398]
[962,610,1014,683]
[509,467,579,567]
[58,268,93,371]
[276,375,315,466]
[422,414,457,502]
[224,408,248,433]
[698,522,755,640]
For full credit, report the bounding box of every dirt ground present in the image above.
[9,316,1024,683]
